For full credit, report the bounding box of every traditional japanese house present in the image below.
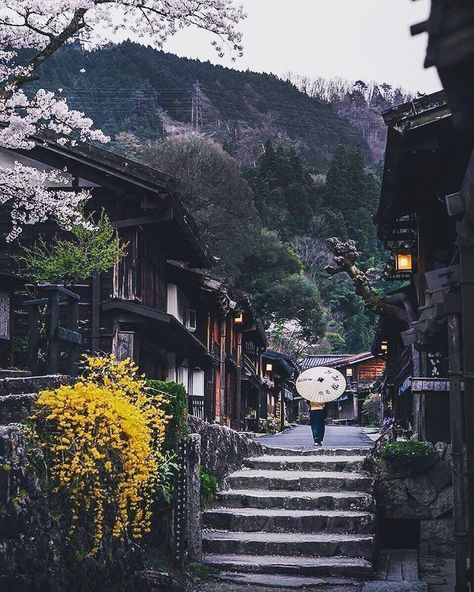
[238,299,268,432]
[166,264,267,428]
[372,308,413,430]
[261,349,299,430]
[301,352,385,423]
[0,135,271,432]
[376,92,474,443]
[0,137,213,387]
[383,12,474,583]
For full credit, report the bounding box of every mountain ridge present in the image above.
[35,42,372,170]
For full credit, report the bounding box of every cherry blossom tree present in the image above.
[0,1,245,240]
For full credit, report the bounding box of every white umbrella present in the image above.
[296,366,346,403]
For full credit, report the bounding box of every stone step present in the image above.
[216,572,361,589]
[202,530,375,559]
[226,469,373,492]
[0,370,31,379]
[262,447,370,457]
[203,507,375,534]
[216,489,374,511]
[0,375,70,396]
[244,455,365,472]
[203,553,374,578]
[0,394,37,424]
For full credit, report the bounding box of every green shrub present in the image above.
[147,380,188,454]
[362,393,382,426]
[17,210,127,286]
[200,466,218,506]
[379,439,434,461]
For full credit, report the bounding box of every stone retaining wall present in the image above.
[375,442,454,556]
[188,416,264,485]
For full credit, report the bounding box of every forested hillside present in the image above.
[35,42,369,170]
[283,74,413,163]
[32,43,394,356]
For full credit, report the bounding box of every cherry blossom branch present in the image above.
[0,0,245,240]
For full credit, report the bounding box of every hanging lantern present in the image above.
[234,312,244,324]
[265,363,273,373]
[395,251,413,272]
[381,340,388,353]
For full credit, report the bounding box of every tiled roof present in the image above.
[301,352,375,370]
[301,354,353,370]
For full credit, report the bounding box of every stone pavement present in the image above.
[255,424,373,449]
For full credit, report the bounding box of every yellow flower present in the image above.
[32,354,169,555]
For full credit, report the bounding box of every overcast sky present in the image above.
[162,0,441,94]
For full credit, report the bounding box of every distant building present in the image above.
[301,352,385,423]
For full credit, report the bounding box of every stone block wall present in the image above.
[375,442,454,557]
[188,416,264,485]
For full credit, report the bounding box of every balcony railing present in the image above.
[189,395,205,420]
[243,353,257,376]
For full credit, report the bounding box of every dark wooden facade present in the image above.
[0,137,275,430]
[260,350,299,431]
[376,92,474,443]
[0,139,211,380]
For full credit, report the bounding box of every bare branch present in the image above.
[326,237,409,325]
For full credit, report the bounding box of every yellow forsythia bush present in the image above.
[33,354,168,554]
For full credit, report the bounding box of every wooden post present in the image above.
[219,319,226,425]
[280,382,285,432]
[91,271,101,354]
[446,300,468,592]
[236,331,242,430]
[460,246,474,589]
[69,295,80,376]
[186,434,202,562]
[46,290,60,374]
[26,304,41,375]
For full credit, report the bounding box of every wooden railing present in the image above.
[189,395,205,420]
[243,353,257,376]
[24,285,81,376]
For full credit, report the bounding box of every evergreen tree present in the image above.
[247,141,319,239]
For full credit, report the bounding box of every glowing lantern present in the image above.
[395,252,413,272]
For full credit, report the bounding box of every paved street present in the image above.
[255,424,373,449]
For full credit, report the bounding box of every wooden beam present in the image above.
[113,210,173,229]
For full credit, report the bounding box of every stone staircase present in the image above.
[0,373,70,427]
[202,446,375,586]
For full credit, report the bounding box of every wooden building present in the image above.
[381,11,474,583]
[0,136,270,430]
[301,353,385,423]
[375,92,474,443]
[260,350,299,430]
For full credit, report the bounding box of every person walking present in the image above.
[310,401,326,446]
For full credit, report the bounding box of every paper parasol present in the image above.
[296,366,346,403]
